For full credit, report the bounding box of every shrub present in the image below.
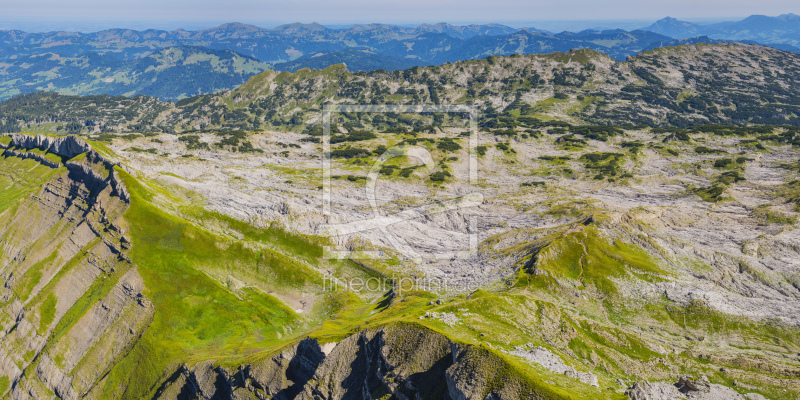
[399,166,421,178]
[714,158,734,168]
[331,147,369,159]
[179,135,209,150]
[437,138,462,152]
[379,165,399,175]
[330,130,377,144]
[521,181,545,187]
[695,146,726,155]
[429,171,451,182]
[555,134,587,147]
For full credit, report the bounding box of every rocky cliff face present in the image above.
[3,134,129,202]
[154,325,542,400]
[0,134,148,399]
[6,134,92,159]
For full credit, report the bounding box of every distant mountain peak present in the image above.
[649,16,695,27]
[273,22,329,32]
[414,22,517,38]
[642,17,702,39]
[209,22,263,32]
[777,13,800,20]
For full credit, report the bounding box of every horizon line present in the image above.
[2,13,795,33]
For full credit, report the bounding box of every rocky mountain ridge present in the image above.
[3,42,800,136]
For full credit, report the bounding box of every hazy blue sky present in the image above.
[2,0,799,31]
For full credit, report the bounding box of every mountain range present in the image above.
[642,13,800,45]
[0,15,800,101]
[2,42,800,136]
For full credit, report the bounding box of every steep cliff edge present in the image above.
[153,324,556,400]
[1,134,129,202]
[0,134,149,399]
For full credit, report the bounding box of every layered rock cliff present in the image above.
[0,134,148,399]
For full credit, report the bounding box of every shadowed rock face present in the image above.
[154,325,538,400]
[9,134,93,159]
[1,134,129,202]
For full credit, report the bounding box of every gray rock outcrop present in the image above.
[153,325,545,400]
[626,376,770,400]
[509,345,599,387]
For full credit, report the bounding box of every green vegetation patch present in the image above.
[694,146,727,155]
[694,185,728,202]
[0,156,63,213]
[694,170,745,202]
[521,225,666,294]
[127,147,158,154]
[779,160,800,173]
[331,146,370,159]
[570,125,623,142]
[429,171,452,182]
[694,171,743,202]
[752,205,797,225]
[399,165,422,178]
[716,171,745,185]
[330,130,377,144]
[495,142,515,153]
[620,141,644,154]
[15,249,60,301]
[662,130,691,142]
[538,155,570,164]
[214,130,263,153]
[103,169,337,398]
[690,124,774,136]
[38,293,57,333]
[91,133,142,143]
[0,376,9,395]
[713,157,750,169]
[544,200,597,217]
[179,135,210,150]
[555,134,587,149]
[579,152,625,181]
[436,138,462,152]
